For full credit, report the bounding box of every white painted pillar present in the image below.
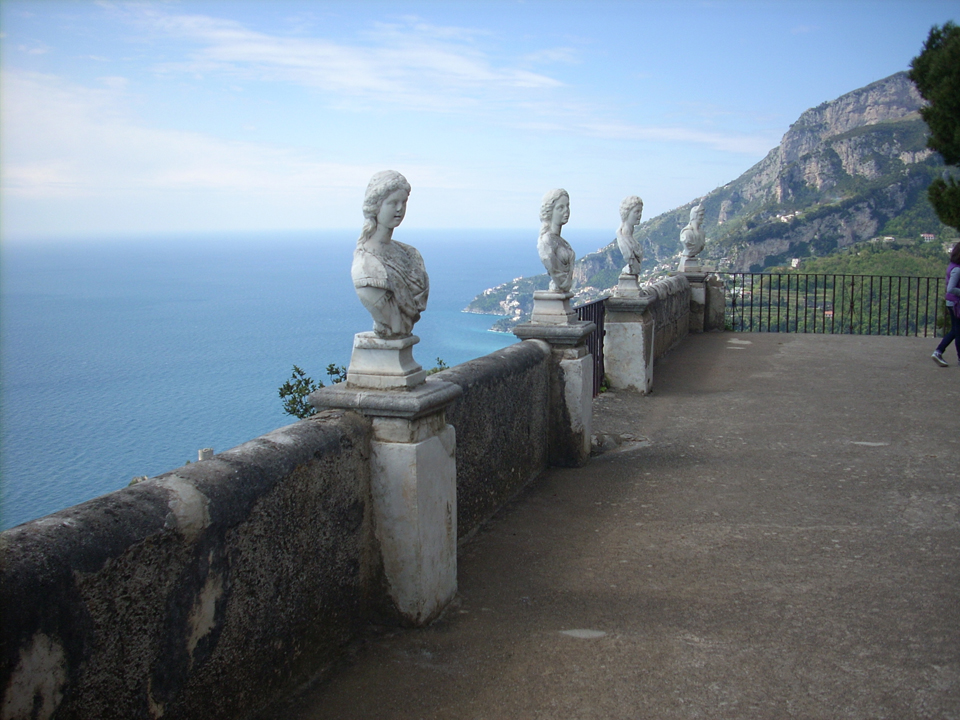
[311,374,462,626]
[514,295,595,468]
[603,296,655,394]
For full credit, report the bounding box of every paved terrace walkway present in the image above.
[263,333,960,720]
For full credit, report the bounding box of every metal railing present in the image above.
[575,298,606,397]
[724,273,946,337]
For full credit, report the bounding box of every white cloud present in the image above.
[17,42,49,55]
[0,68,474,235]
[120,6,770,158]
[0,69,388,200]
[137,9,561,113]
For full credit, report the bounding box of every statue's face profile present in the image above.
[626,205,642,227]
[551,196,570,228]
[377,188,408,230]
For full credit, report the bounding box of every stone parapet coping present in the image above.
[310,378,463,420]
[606,295,655,314]
[512,320,596,346]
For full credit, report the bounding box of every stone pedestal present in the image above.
[346,332,426,389]
[614,272,641,298]
[679,271,708,333]
[603,295,655,394]
[678,256,702,273]
[309,379,462,626]
[705,274,727,331]
[677,270,725,333]
[530,290,578,325]
[513,320,594,467]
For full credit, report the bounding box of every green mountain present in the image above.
[467,72,958,330]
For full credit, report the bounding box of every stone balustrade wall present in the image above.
[648,274,692,360]
[0,340,560,720]
[1,412,377,720]
[436,339,552,538]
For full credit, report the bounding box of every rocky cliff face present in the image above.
[780,73,923,165]
[713,73,928,227]
[637,71,943,272]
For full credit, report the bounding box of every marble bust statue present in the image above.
[617,195,644,276]
[537,188,575,293]
[680,202,706,265]
[351,170,429,339]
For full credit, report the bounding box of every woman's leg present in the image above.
[939,311,960,358]
[952,313,960,361]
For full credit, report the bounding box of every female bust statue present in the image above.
[617,195,644,276]
[537,188,575,293]
[680,202,706,261]
[351,170,429,339]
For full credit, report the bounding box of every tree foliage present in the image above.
[278,365,321,419]
[777,240,947,278]
[278,364,347,419]
[910,21,960,231]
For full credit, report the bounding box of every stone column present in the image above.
[603,294,655,394]
[704,274,727,331]
[513,291,595,468]
[310,334,462,626]
[679,270,708,333]
[678,271,726,333]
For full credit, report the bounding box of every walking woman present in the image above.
[932,242,960,366]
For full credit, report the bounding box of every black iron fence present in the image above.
[575,298,606,397]
[723,273,946,337]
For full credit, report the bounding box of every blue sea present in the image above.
[1,228,612,530]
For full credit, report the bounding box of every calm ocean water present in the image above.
[1,228,611,530]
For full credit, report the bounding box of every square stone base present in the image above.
[530,290,578,325]
[614,273,641,298]
[603,315,654,394]
[346,332,426,389]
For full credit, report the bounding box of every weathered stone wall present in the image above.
[0,411,376,720]
[436,340,551,538]
[0,335,628,717]
[649,274,691,360]
[0,341,562,719]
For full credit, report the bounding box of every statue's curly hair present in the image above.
[619,195,643,222]
[539,188,569,229]
[359,170,412,243]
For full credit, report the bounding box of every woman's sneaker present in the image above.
[932,351,949,367]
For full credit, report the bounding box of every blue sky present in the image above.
[1,0,956,239]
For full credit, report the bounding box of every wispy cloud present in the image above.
[134,9,561,112]
[17,42,49,55]
[0,70,399,199]
[124,8,772,156]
